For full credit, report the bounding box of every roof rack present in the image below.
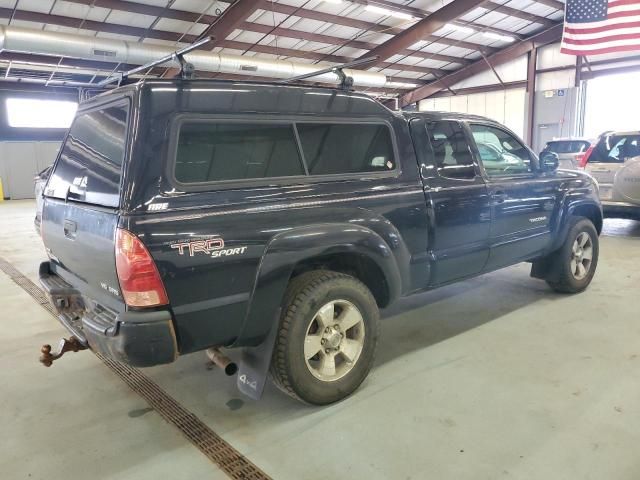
[97,36,212,88]
[277,56,379,90]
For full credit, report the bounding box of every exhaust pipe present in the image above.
[206,347,238,376]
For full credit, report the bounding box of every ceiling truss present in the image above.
[0,0,566,101]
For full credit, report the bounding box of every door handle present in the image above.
[63,219,77,239]
[491,191,507,204]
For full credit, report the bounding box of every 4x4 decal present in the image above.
[170,237,248,259]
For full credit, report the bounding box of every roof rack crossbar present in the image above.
[97,36,212,87]
[277,56,379,90]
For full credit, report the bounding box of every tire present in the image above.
[546,216,599,294]
[270,270,380,405]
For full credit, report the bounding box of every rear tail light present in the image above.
[579,145,594,168]
[115,228,168,308]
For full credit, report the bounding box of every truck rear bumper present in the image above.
[39,261,178,367]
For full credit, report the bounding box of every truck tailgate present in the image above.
[41,98,131,311]
[42,198,123,310]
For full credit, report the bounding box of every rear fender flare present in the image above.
[550,197,602,252]
[232,224,404,347]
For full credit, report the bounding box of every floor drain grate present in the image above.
[0,257,272,480]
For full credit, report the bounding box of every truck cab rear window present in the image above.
[175,123,305,183]
[45,102,129,208]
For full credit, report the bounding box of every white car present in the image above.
[583,131,640,219]
[539,138,592,170]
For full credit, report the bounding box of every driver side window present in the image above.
[470,124,532,177]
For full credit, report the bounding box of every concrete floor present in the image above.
[1,199,639,480]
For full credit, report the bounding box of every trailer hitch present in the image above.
[39,337,88,367]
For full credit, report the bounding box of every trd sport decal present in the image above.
[170,237,248,259]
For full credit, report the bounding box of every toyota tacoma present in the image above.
[38,79,603,405]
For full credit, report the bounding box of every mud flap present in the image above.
[530,251,562,282]
[236,308,280,400]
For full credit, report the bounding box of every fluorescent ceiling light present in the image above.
[365,5,415,20]
[445,23,474,35]
[385,81,419,89]
[482,31,515,42]
[6,98,78,129]
[322,0,343,3]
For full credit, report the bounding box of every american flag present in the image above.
[561,0,640,56]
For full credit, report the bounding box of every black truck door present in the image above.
[466,122,558,270]
[411,118,491,285]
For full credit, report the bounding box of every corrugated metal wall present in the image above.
[418,88,527,139]
[0,142,60,199]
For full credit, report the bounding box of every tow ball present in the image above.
[39,337,88,367]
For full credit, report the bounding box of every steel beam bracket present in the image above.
[39,336,88,367]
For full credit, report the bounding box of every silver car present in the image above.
[540,138,592,170]
[583,131,640,220]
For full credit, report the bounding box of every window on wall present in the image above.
[6,98,78,129]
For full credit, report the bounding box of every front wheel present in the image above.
[546,217,599,293]
[270,270,379,405]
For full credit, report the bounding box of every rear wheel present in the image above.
[546,217,599,293]
[270,270,379,405]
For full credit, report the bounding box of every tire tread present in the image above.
[269,270,377,404]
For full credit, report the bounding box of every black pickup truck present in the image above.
[39,79,602,405]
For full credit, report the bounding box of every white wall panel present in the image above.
[537,70,576,91]
[451,55,528,89]
[537,43,576,70]
[450,95,468,114]
[505,88,526,138]
[433,97,452,112]
[418,98,436,111]
[467,93,486,117]
[484,91,504,123]
[417,88,527,140]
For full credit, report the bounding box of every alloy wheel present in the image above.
[303,299,365,382]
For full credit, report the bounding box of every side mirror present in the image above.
[539,151,559,172]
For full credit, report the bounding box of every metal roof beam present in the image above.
[0,8,444,78]
[64,0,220,23]
[347,0,536,37]
[261,1,499,54]
[240,21,470,66]
[358,0,490,67]
[349,0,556,25]
[65,0,499,55]
[399,23,564,107]
[196,0,260,46]
[532,0,565,11]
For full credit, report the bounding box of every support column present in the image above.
[525,47,537,148]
